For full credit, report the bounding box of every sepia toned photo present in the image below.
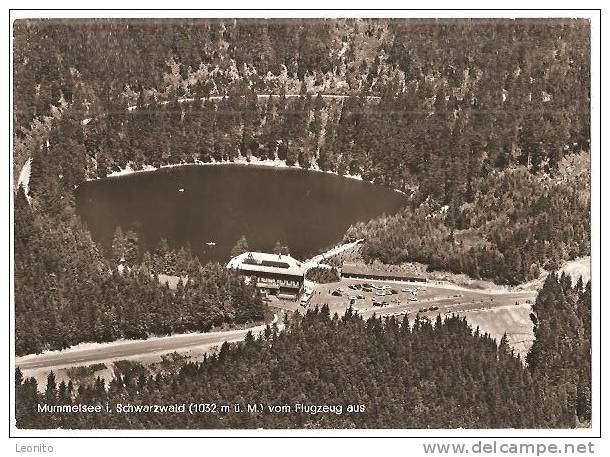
[12,15,593,432]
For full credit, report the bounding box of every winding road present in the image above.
[15,240,364,374]
[16,315,279,371]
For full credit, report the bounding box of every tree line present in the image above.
[15,186,267,356]
[345,155,590,285]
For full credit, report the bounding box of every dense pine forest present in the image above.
[13,18,592,429]
[15,184,267,355]
[14,19,590,290]
[15,273,591,429]
[345,153,590,284]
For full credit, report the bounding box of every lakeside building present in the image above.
[341,262,427,283]
[227,252,305,300]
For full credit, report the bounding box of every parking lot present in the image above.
[303,276,536,321]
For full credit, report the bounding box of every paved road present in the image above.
[17,316,278,371]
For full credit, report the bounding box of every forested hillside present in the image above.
[14,18,590,357]
[16,273,590,429]
[345,154,590,285]
[15,18,590,288]
[15,185,266,356]
[21,18,590,193]
[527,273,592,421]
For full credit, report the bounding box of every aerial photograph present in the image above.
[12,16,592,431]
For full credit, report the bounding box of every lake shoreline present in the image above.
[77,162,408,265]
[86,157,409,196]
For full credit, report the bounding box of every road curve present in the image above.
[16,315,279,371]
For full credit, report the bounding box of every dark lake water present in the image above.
[76,164,407,263]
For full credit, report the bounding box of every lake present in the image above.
[76,164,407,263]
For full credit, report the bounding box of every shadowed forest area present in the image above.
[13,18,591,429]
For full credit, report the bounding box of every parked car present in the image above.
[390,289,398,295]
[419,308,428,313]
[357,294,365,299]
[429,306,439,311]
[332,290,342,297]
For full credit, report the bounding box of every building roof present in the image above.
[341,262,425,280]
[227,252,305,277]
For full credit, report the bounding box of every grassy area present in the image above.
[458,304,534,359]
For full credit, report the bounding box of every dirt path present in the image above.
[303,239,364,270]
[83,93,381,124]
